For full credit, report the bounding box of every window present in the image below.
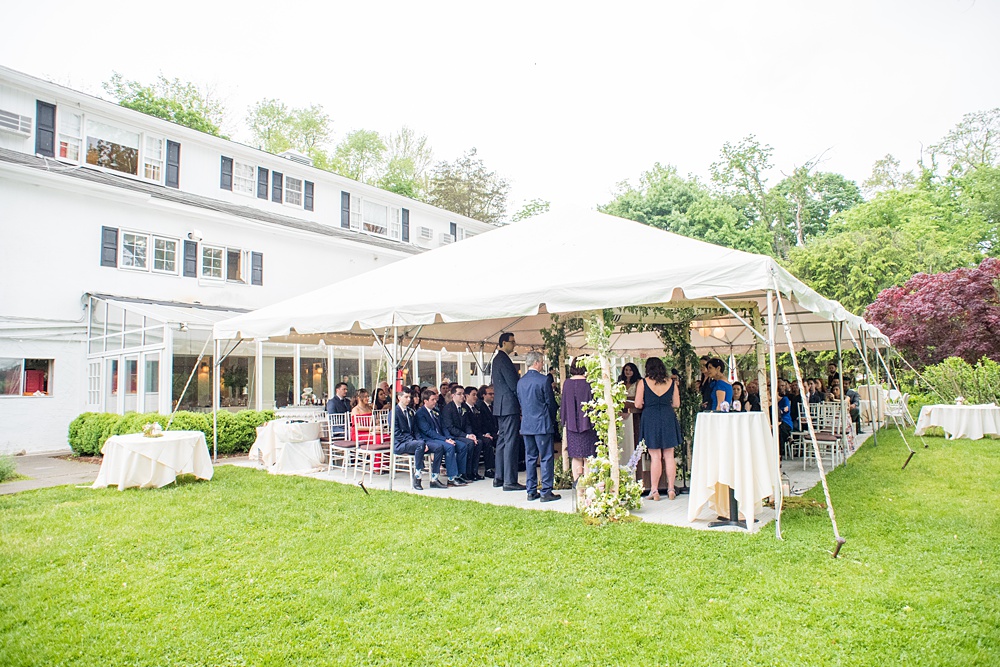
[0,358,52,396]
[389,207,401,239]
[85,119,139,175]
[87,361,101,406]
[362,200,388,235]
[284,176,303,206]
[202,245,224,279]
[58,112,82,161]
[121,232,149,270]
[227,249,245,283]
[144,136,163,182]
[349,194,362,230]
[233,160,255,195]
[152,237,177,274]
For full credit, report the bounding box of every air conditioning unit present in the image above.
[0,108,31,136]
[278,149,313,166]
[439,233,454,244]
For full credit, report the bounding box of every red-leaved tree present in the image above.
[865,257,1000,366]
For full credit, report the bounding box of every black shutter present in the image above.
[100,226,118,267]
[257,167,269,199]
[272,171,283,203]
[183,240,198,277]
[35,101,56,157]
[341,191,351,228]
[251,252,263,286]
[304,181,314,211]
[401,208,410,242]
[165,141,180,188]
[449,222,457,240]
[220,156,233,190]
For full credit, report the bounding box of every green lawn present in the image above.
[1,431,998,666]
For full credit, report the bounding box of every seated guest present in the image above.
[745,379,762,412]
[414,389,469,487]
[843,377,862,434]
[326,382,352,415]
[476,384,498,478]
[373,387,389,411]
[351,388,373,416]
[706,358,733,411]
[410,384,423,410]
[777,384,793,452]
[811,378,827,404]
[393,388,444,490]
[465,386,494,479]
[441,385,481,481]
[788,380,803,429]
[826,363,840,395]
[731,382,747,412]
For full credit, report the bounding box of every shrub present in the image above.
[165,411,212,441]
[68,412,96,454]
[921,356,1000,406]
[112,412,166,436]
[0,454,16,483]
[76,413,122,456]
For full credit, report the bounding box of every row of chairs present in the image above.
[787,403,851,470]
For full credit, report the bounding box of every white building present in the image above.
[0,65,495,454]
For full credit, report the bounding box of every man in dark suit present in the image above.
[414,389,469,487]
[464,386,494,480]
[492,332,525,491]
[516,350,560,502]
[441,386,481,481]
[476,384,498,478]
[326,382,352,437]
[393,387,444,490]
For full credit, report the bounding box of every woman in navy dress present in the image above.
[561,357,598,481]
[634,357,681,500]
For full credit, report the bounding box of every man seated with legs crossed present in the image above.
[393,387,444,491]
[441,385,481,482]
[415,388,470,487]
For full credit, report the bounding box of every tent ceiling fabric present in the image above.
[214,208,888,353]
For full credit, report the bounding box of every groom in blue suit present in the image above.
[516,350,560,502]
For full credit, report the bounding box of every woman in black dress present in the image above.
[634,357,681,500]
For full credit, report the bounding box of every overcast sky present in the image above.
[3,0,998,214]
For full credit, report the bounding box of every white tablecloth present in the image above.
[250,420,323,474]
[858,385,887,424]
[93,431,214,490]
[688,412,776,531]
[914,404,1000,440]
[275,406,327,421]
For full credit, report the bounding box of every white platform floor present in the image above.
[232,429,872,534]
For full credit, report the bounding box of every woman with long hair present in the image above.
[634,357,681,500]
[617,362,643,469]
[561,357,598,481]
[731,381,747,412]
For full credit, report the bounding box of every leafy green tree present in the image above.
[600,163,773,255]
[102,72,226,137]
[930,107,1000,173]
[246,99,332,167]
[862,153,917,197]
[379,126,433,198]
[332,130,387,184]
[511,198,550,222]
[772,167,862,247]
[426,148,510,224]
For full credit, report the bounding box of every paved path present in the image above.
[1,453,99,495]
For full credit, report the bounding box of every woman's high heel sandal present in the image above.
[667,488,676,501]
[650,489,661,501]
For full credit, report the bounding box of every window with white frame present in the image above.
[349,194,362,230]
[144,136,163,182]
[226,248,246,283]
[233,160,255,195]
[152,237,178,274]
[0,358,53,396]
[121,232,149,270]
[284,176,303,206]
[58,112,82,161]
[202,245,224,279]
[87,361,101,405]
[85,119,140,175]
[389,207,401,239]
[362,200,388,235]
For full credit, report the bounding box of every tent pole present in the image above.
[773,276,844,556]
[835,322,848,466]
[765,291,782,539]
[212,337,220,463]
[389,325,397,492]
[861,332,878,447]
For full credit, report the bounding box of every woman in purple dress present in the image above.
[560,356,598,481]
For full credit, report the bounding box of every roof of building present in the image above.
[0,147,422,255]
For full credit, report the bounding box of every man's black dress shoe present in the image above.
[493,479,503,488]
[412,476,423,490]
[540,492,562,502]
[485,469,495,478]
[503,483,527,491]
[527,491,541,501]
[455,475,472,484]
[448,478,467,487]
[429,479,448,489]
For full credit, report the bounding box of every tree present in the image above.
[332,130,387,184]
[379,126,433,198]
[772,167,863,247]
[865,258,1000,366]
[511,198,550,222]
[102,72,226,137]
[246,99,333,166]
[426,148,510,224]
[600,163,774,255]
[862,153,916,197]
[930,108,1000,173]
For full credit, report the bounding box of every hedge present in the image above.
[67,410,276,457]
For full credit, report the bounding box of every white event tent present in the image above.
[214,208,890,539]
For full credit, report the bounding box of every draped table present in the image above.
[250,420,323,474]
[914,404,1000,440]
[93,431,214,490]
[688,412,775,531]
[858,385,887,425]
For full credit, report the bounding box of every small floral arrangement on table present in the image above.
[142,422,164,438]
[301,387,315,405]
[955,396,966,406]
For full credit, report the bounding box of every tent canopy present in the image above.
[214,208,887,355]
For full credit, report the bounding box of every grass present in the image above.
[1,431,998,666]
